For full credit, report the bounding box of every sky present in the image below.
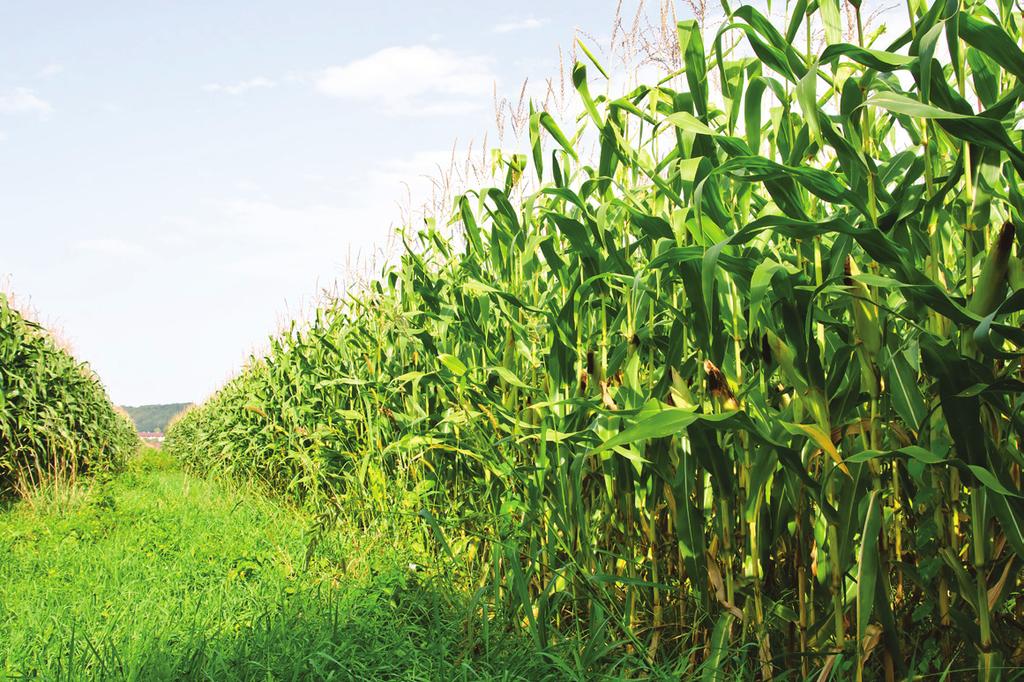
[0,1,912,407]
[0,1,636,406]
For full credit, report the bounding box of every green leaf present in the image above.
[967,465,1023,498]
[866,92,1024,176]
[489,366,530,389]
[701,612,735,682]
[818,0,843,45]
[958,13,1024,82]
[991,493,1024,559]
[887,351,927,431]
[418,508,456,562]
[744,76,767,152]
[678,20,708,118]
[665,111,717,136]
[820,44,915,71]
[589,408,699,453]
[844,445,947,465]
[857,490,883,657]
[781,421,850,476]
[796,63,821,143]
[438,353,468,377]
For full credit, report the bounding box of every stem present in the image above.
[972,487,993,681]
[796,490,811,679]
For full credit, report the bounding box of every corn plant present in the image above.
[168,0,1024,677]
[0,293,137,494]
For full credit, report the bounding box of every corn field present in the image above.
[167,0,1024,677]
[0,294,137,495]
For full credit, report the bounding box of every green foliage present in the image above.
[169,1,1024,678]
[130,443,178,472]
[0,294,137,495]
[120,402,192,433]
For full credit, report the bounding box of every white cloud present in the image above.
[202,77,276,95]
[167,197,401,289]
[214,199,371,243]
[372,149,462,183]
[0,131,7,143]
[37,63,64,78]
[414,100,491,116]
[0,88,52,116]
[315,45,495,116]
[493,17,547,33]
[75,238,148,257]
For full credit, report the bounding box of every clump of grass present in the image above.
[131,444,177,472]
[10,469,93,517]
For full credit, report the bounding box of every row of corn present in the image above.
[0,294,136,494]
[167,1,1024,678]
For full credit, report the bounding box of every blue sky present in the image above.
[1,1,635,406]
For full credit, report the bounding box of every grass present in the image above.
[0,448,565,681]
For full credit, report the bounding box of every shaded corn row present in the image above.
[0,294,137,493]
[169,2,1024,678]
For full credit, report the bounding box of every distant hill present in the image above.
[120,403,192,433]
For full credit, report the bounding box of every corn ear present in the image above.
[968,222,1015,317]
[845,257,882,361]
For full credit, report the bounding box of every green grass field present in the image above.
[0,448,565,681]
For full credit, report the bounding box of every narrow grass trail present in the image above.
[0,450,557,681]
